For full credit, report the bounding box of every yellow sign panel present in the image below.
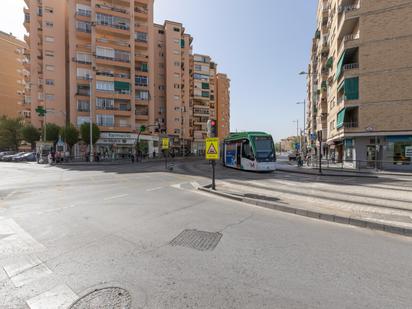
[206,138,220,160]
[162,138,169,150]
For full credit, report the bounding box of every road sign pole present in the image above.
[165,150,168,170]
[212,160,216,190]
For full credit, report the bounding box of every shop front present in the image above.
[95,133,159,160]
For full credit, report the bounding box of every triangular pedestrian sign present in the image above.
[207,143,217,155]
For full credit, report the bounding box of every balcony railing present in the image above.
[96,3,129,15]
[76,9,91,17]
[338,2,360,14]
[344,121,358,128]
[343,32,360,42]
[96,55,130,63]
[343,63,359,71]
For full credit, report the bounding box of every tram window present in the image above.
[242,140,255,160]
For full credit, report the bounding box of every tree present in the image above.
[21,124,41,150]
[0,117,23,150]
[80,123,100,146]
[60,125,79,153]
[44,123,61,143]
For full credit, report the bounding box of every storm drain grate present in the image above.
[169,229,223,251]
[69,287,132,309]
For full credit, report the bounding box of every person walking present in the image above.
[131,154,135,164]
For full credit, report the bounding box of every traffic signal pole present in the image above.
[212,160,216,190]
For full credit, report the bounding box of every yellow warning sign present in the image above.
[162,138,169,150]
[206,138,220,160]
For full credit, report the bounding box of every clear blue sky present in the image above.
[0,0,318,141]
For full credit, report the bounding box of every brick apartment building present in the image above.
[306,0,412,170]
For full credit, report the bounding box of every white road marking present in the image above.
[190,181,200,189]
[171,183,183,190]
[6,262,52,288]
[26,284,78,309]
[0,219,45,258]
[146,186,163,192]
[103,194,129,201]
[5,190,18,200]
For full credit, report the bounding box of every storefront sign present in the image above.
[405,146,412,158]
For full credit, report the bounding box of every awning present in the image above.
[114,81,130,90]
[326,57,333,69]
[336,108,346,129]
[344,77,359,100]
[335,51,346,81]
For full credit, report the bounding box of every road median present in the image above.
[198,185,412,237]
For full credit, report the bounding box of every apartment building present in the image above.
[24,0,67,128]
[24,1,230,156]
[0,31,29,121]
[307,0,412,170]
[191,54,218,152]
[215,73,230,139]
[154,21,193,153]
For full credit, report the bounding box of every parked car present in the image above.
[13,152,36,162]
[0,151,15,160]
[2,152,26,162]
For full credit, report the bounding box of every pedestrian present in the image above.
[51,151,56,164]
[36,152,40,163]
[152,151,156,159]
[131,154,135,163]
[48,152,53,165]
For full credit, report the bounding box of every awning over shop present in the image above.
[335,51,346,81]
[337,108,346,129]
[114,81,130,90]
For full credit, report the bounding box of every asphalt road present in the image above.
[1,160,412,308]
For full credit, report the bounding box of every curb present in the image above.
[275,167,378,178]
[198,186,412,237]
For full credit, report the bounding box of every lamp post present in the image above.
[293,120,300,153]
[89,79,93,162]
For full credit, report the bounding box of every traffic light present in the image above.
[207,119,218,138]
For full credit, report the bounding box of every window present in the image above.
[45,50,54,57]
[174,61,180,67]
[77,116,90,126]
[201,91,209,98]
[173,27,180,32]
[96,46,115,59]
[77,100,90,112]
[174,84,180,89]
[45,94,55,101]
[96,81,114,92]
[174,129,180,134]
[76,4,91,16]
[77,68,92,80]
[135,32,148,42]
[194,73,209,81]
[175,118,180,122]
[174,73,180,78]
[173,50,180,55]
[96,114,114,127]
[45,21,53,27]
[194,55,209,63]
[242,140,255,161]
[76,52,92,64]
[45,79,54,85]
[136,90,149,100]
[96,98,114,109]
[174,95,180,100]
[76,21,91,33]
[45,7,53,14]
[174,107,180,111]
[46,65,55,71]
[135,76,148,86]
[202,83,209,90]
[45,36,54,43]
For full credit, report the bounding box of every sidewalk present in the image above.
[275,163,378,178]
[58,156,202,166]
[199,181,412,237]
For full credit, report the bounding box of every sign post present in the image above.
[206,138,220,190]
[162,137,169,169]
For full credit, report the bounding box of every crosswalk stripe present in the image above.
[26,284,78,309]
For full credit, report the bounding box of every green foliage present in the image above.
[60,125,79,149]
[44,123,61,143]
[21,124,41,149]
[80,123,100,145]
[0,117,23,150]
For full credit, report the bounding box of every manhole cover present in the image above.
[69,287,131,309]
[169,229,222,251]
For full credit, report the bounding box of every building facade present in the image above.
[24,0,67,128]
[0,31,29,121]
[24,0,230,156]
[215,73,230,139]
[307,0,412,170]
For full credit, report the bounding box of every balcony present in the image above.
[96,3,129,18]
[344,121,358,128]
[134,6,148,20]
[76,9,91,18]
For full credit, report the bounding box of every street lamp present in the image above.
[292,120,300,153]
[89,78,93,163]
